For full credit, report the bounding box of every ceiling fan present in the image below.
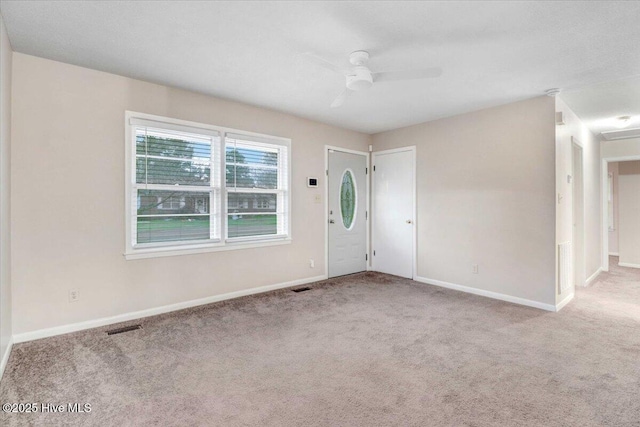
[302,50,442,108]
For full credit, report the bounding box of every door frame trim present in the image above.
[601,154,640,272]
[371,146,417,279]
[571,138,585,288]
[325,145,371,278]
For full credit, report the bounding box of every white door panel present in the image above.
[328,150,367,278]
[373,149,414,278]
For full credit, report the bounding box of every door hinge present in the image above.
[366,211,368,220]
[326,169,328,176]
[366,167,368,174]
[366,254,368,261]
[373,250,376,256]
[373,165,376,172]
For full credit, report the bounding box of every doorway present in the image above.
[326,147,369,278]
[601,155,640,271]
[372,147,416,279]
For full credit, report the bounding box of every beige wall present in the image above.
[11,53,370,335]
[372,96,557,305]
[555,97,601,302]
[608,162,619,255]
[618,161,640,267]
[0,13,12,370]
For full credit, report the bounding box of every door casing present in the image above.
[572,140,585,288]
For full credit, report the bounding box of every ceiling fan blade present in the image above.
[330,89,351,108]
[373,67,442,82]
[301,52,346,75]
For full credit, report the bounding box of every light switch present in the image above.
[314,194,321,204]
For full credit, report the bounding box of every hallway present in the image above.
[575,256,640,320]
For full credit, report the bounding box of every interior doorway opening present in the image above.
[602,155,640,272]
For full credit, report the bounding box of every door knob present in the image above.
[406,220,413,224]
[329,219,335,224]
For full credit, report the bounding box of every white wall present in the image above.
[608,162,619,255]
[11,53,371,336]
[372,96,557,306]
[555,97,601,301]
[0,13,12,374]
[618,161,640,267]
[602,138,640,158]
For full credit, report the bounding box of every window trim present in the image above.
[124,111,291,260]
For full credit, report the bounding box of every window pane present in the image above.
[226,145,278,189]
[226,146,277,167]
[136,130,211,159]
[227,214,277,238]
[227,193,277,214]
[137,158,210,186]
[340,170,356,229]
[226,165,277,189]
[137,216,210,244]
[136,129,211,186]
[137,190,210,215]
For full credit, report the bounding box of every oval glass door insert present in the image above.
[340,169,357,229]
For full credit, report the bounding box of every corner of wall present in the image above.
[0,11,14,381]
[554,95,602,305]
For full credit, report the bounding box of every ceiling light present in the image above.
[614,115,633,129]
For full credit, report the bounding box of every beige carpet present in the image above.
[1,260,639,426]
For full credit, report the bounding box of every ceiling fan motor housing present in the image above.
[346,66,373,91]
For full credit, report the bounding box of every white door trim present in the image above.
[602,154,640,271]
[371,146,417,279]
[325,145,370,278]
[571,140,585,287]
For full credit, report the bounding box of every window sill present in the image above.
[124,237,291,260]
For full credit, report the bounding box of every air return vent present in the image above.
[106,325,142,335]
[558,242,571,293]
[601,127,640,141]
[292,287,311,293]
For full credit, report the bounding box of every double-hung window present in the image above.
[126,112,291,259]
[225,134,288,241]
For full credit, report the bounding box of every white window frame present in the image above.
[125,111,291,260]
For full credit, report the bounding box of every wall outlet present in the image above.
[69,289,79,302]
[309,259,315,268]
[472,264,479,274]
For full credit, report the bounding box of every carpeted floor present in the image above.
[1,259,639,426]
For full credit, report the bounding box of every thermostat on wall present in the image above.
[307,177,318,188]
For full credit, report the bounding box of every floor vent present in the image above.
[292,287,311,293]
[106,325,142,335]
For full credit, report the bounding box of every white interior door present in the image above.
[328,149,367,278]
[373,148,415,278]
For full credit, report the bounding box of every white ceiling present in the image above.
[1,1,639,134]
[561,75,640,135]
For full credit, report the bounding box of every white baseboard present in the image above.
[609,252,619,256]
[413,276,556,312]
[13,274,327,344]
[555,292,574,312]
[585,268,603,286]
[0,337,13,381]
[618,262,640,269]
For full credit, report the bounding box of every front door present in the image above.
[328,149,367,278]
